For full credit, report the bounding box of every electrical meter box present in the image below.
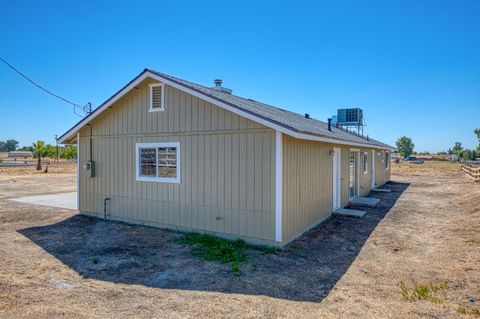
[83,160,95,177]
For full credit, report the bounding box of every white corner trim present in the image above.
[275,131,283,242]
[58,70,395,151]
[135,142,181,184]
[371,149,376,189]
[76,133,80,211]
[149,82,165,112]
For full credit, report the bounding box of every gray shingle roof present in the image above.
[148,69,393,150]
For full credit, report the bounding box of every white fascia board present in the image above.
[59,71,393,151]
[58,73,151,144]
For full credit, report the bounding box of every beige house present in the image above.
[59,69,393,246]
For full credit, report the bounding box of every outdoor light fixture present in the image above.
[329,149,334,159]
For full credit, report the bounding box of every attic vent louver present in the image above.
[149,83,165,112]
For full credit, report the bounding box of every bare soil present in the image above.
[0,161,479,318]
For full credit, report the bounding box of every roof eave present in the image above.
[58,69,393,150]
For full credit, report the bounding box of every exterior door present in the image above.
[332,148,341,210]
[371,149,376,189]
[349,150,359,199]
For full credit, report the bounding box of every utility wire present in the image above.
[0,57,90,116]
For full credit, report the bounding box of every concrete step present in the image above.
[349,196,380,207]
[333,208,366,218]
[372,188,391,193]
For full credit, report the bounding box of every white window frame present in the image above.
[149,83,165,112]
[363,151,369,175]
[385,152,390,170]
[135,142,180,183]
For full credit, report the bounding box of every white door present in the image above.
[371,149,375,189]
[332,148,341,210]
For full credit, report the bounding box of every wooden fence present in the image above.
[460,164,480,182]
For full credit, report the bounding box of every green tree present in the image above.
[474,129,480,153]
[44,144,57,158]
[396,136,414,159]
[0,139,19,152]
[33,140,45,170]
[459,149,477,161]
[60,145,77,159]
[452,142,463,154]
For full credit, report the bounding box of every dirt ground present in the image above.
[0,161,479,318]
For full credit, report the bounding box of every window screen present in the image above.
[158,147,177,178]
[140,148,156,177]
[136,142,180,183]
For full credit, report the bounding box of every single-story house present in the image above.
[58,69,394,246]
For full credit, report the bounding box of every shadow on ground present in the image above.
[19,182,409,302]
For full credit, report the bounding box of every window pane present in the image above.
[158,147,177,178]
[140,148,156,177]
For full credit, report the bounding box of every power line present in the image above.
[0,57,91,116]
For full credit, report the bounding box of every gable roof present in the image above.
[58,69,394,150]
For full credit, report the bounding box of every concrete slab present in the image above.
[373,188,391,193]
[349,196,380,207]
[333,208,366,218]
[10,192,77,210]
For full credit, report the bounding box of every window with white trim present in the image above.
[136,142,180,183]
[363,152,368,174]
[149,83,165,112]
[385,152,390,169]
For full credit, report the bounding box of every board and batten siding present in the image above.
[78,79,276,244]
[374,149,391,187]
[281,137,389,244]
[281,135,334,243]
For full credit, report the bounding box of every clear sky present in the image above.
[1,0,479,152]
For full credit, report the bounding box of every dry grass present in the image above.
[0,160,77,177]
[392,160,461,174]
[0,161,479,318]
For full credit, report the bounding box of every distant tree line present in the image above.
[396,128,480,161]
[29,141,77,159]
[0,139,76,160]
[0,139,19,152]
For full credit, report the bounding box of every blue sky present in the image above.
[1,0,479,152]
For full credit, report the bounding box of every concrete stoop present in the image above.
[333,208,366,218]
[349,196,380,207]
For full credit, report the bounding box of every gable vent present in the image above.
[149,83,164,111]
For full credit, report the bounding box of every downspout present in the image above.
[76,133,80,211]
[103,198,110,219]
[89,125,93,162]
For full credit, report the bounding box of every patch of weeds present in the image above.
[91,257,99,264]
[399,282,448,303]
[176,233,279,275]
[231,262,240,276]
[286,243,302,252]
[457,307,480,317]
[457,307,467,315]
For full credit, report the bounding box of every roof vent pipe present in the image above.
[305,113,310,119]
[212,79,233,94]
[328,118,332,131]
